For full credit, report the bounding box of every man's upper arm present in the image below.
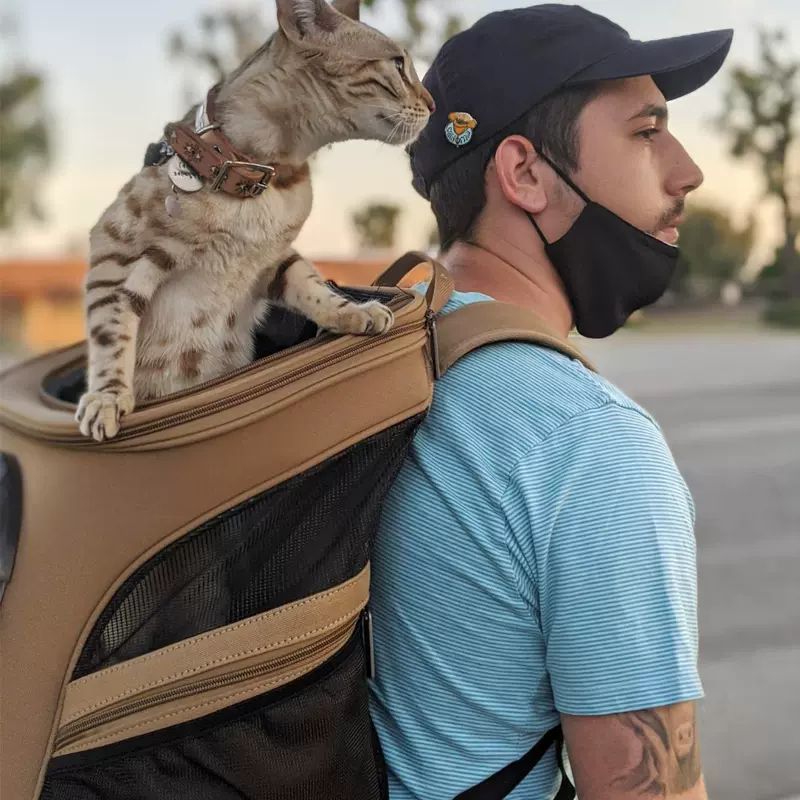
[561,701,706,800]
[504,400,702,703]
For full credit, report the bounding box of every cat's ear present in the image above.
[331,0,359,21]
[276,0,348,44]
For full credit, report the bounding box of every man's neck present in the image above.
[439,235,575,339]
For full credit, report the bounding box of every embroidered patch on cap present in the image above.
[445,112,478,147]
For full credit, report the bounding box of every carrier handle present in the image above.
[372,251,454,315]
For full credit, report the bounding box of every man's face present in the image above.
[568,75,704,244]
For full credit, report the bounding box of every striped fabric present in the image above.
[368,289,702,799]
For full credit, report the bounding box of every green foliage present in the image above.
[716,28,799,296]
[672,204,754,297]
[763,296,800,328]
[352,202,401,249]
[0,69,52,230]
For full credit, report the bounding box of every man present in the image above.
[368,5,733,799]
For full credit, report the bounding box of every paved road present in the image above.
[582,330,800,800]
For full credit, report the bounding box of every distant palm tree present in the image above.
[0,69,51,230]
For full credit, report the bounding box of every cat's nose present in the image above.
[420,86,436,114]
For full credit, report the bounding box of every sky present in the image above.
[2,0,799,273]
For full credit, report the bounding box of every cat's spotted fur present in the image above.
[76,0,433,441]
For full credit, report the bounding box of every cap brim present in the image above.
[567,29,733,100]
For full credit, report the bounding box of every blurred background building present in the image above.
[0,2,798,798]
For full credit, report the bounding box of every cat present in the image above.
[76,0,434,442]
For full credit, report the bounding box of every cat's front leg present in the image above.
[76,250,171,441]
[263,252,394,335]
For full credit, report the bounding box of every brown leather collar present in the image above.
[165,85,300,199]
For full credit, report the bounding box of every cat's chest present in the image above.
[145,270,261,350]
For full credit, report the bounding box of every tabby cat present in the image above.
[76,0,434,441]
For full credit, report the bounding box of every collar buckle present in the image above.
[210,160,276,196]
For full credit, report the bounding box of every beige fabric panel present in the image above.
[59,565,369,730]
[0,297,434,800]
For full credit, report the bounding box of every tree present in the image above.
[0,69,52,230]
[352,202,401,250]
[671,204,754,300]
[362,0,462,62]
[167,0,463,98]
[167,9,272,104]
[717,29,799,297]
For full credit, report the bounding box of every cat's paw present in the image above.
[75,391,135,442]
[331,300,394,336]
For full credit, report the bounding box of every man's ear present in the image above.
[275,0,348,44]
[331,0,359,21]
[493,136,548,215]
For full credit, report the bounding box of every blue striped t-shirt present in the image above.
[368,289,702,799]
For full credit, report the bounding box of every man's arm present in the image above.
[562,701,707,800]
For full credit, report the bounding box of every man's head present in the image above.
[410,5,732,253]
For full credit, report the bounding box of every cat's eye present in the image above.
[393,56,405,73]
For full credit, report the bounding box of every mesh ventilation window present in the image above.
[73,416,423,679]
[44,629,388,800]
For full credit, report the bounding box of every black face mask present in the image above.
[528,154,679,338]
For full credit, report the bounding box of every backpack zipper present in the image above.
[50,301,427,445]
[54,619,355,753]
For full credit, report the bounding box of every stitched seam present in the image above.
[71,569,366,687]
[62,604,365,724]
[55,661,322,757]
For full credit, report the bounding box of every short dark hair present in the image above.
[427,83,599,251]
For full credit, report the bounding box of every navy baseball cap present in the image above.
[410,4,733,199]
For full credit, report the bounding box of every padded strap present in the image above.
[435,301,596,377]
[454,725,574,799]
[372,251,454,315]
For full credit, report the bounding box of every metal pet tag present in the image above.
[165,192,182,218]
[167,154,203,193]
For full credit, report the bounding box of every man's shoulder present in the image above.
[436,290,657,447]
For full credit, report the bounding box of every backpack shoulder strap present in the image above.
[435,300,596,377]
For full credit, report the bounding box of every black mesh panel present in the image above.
[43,628,388,800]
[73,416,423,678]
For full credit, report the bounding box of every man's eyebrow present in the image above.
[628,103,668,121]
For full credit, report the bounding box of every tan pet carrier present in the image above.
[0,253,591,800]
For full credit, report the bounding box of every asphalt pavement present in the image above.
[582,329,800,800]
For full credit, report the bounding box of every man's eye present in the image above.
[638,128,660,141]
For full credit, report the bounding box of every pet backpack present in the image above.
[0,252,592,800]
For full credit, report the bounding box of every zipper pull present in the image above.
[362,608,376,681]
[425,310,441,380]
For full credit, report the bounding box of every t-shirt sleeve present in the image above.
[503,402,702,715]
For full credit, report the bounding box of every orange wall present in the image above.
[0,256,434,354]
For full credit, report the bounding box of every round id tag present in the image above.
[167,155,203,192]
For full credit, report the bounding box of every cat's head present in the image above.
[221,0,434,160]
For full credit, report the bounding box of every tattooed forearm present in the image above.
[611,703,701,797]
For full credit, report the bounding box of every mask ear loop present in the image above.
[527,141,591,245]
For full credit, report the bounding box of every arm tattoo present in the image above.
[611,704,701,797]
